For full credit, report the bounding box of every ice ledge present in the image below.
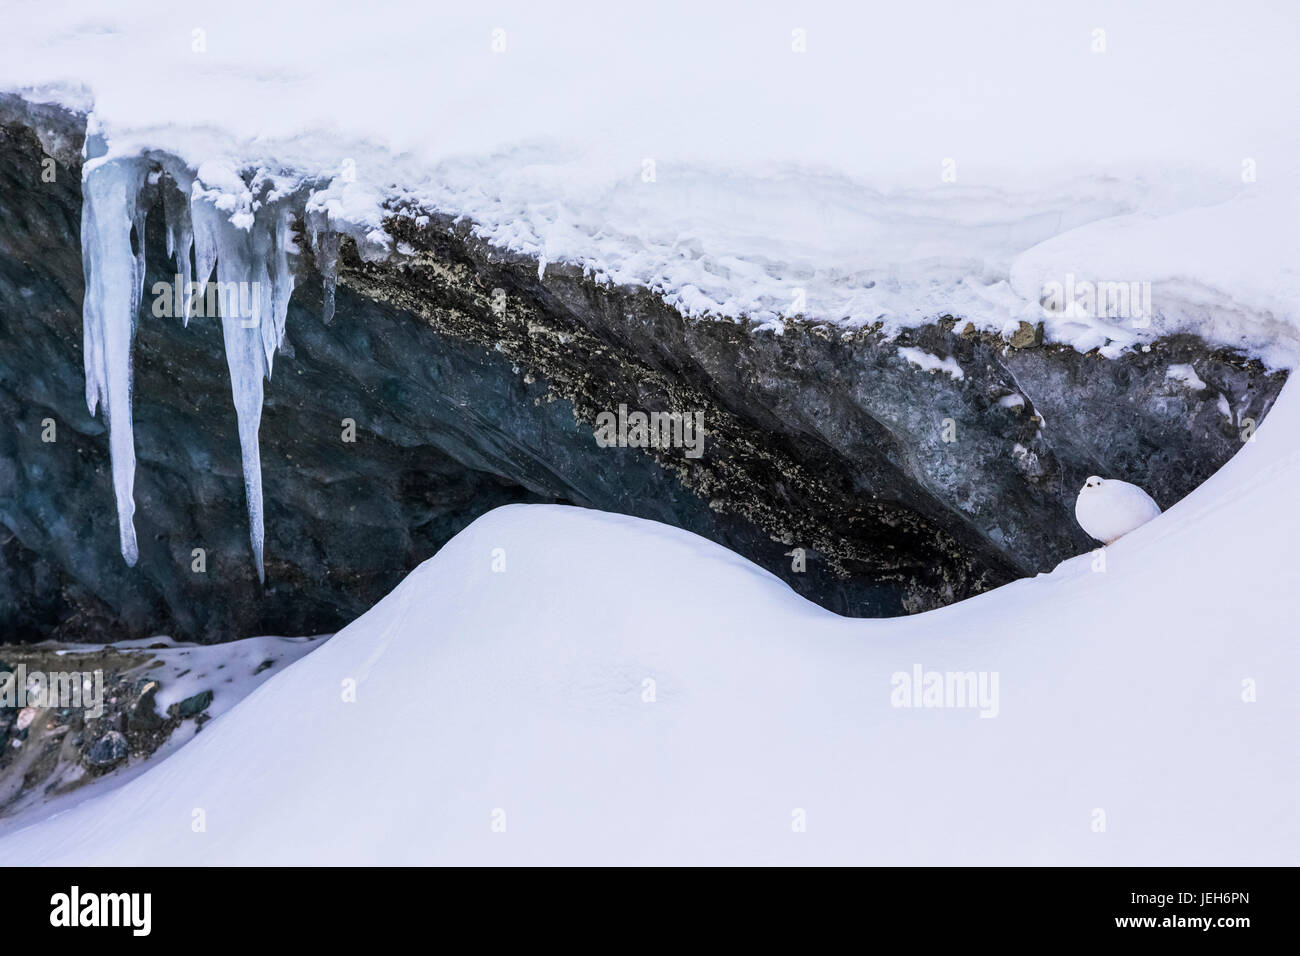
[11,88,1296,368]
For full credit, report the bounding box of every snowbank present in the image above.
[4,375,1297,864]
[2,0,1297,352]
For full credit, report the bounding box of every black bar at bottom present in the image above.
[9,866,1280,941]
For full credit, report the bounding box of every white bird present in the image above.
[1074,476,1161,545]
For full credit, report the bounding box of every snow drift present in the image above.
[3,376,1297,865]
[3,1,1298,351]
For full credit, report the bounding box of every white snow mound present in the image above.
[3,380,1299,865]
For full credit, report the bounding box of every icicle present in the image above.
[189,193,266,580]
[306,205,339,325]
[81,152,304,581]
[190,180,220,307]
[187,172,301,583]
[221,309,269,583]
[260,205,295,374]
[81,155,149,565]
[161,170,195,323]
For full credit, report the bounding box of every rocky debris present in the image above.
[0,634,323,816]
[0,643,181,813]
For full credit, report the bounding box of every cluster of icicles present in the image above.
[81,134,344,582]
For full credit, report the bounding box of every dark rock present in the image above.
[85,730,128,768]
[128,680,163,731]
[176,690,213,719]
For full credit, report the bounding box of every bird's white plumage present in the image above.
[1074,476,1161,544]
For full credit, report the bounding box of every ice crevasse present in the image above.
[79,127,364,581]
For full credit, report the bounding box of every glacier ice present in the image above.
[81,153,305,582]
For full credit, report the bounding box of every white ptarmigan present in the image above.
[1074,476,1162,545]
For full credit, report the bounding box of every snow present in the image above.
[1009,189,1300,367]
[1217,393,1233,422]
[2,0,1298,355]
[114,634,328,723]
[898,347,964,380]
[1165,364,1207,392]
[3,376,1298,865]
